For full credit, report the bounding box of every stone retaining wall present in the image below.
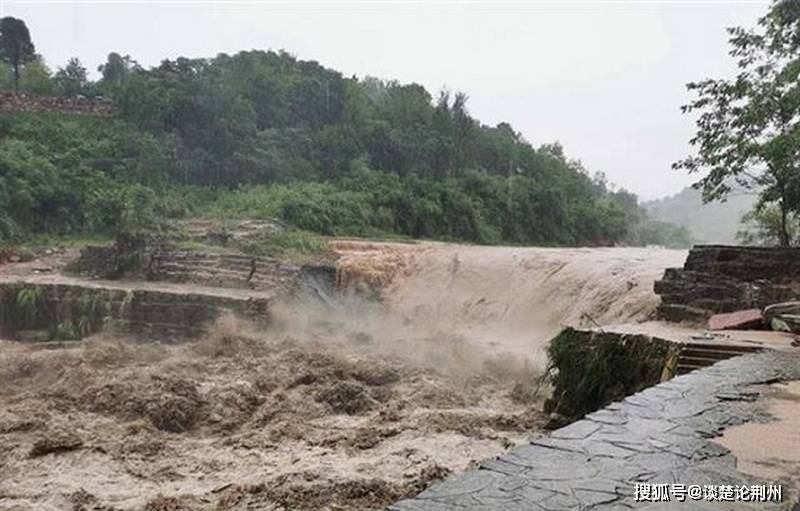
[655,245,800,322]
[544,328,680,422]
[0,282,272,342]
[0,93,117,117]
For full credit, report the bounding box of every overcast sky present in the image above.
[1,0,770,200]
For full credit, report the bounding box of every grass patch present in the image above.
[173,227,329,265]
[2,234,113,263]
[234,229,329,265]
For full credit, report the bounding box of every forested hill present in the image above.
[643,187,756,244]
[0,49,690,247]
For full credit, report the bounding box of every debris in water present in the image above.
[29,431,83,457]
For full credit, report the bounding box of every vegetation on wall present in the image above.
[0,283,106,340]
[544,327,678,421]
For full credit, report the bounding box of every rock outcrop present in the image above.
[655,245,800,322]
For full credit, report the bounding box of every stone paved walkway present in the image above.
[390,350,800,510]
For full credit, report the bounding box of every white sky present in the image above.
[0,0,769,200]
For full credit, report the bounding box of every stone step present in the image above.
[157,260,284,273]
[157,265,280,282]
[157,261,267,273]
[161,251,276,265]
[675,342,763,375]
[683,342,761,353]
[155,272,283,291]
[676,364,704,375]
[680,347,750,361]
[656,246,800,323]
[677,355,719,368]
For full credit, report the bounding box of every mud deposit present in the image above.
[0,314,543,511]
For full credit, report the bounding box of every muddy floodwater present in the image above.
[0,244,686,510]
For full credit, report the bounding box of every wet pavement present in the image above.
[390,350,800,510]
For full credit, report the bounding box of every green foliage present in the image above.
[644,187,757,244]
[55,321,81,341]
[0,283,105,339]
[55,288,104,340]
[544,328,676,421]
[0,17,35,87]
[0,113,171,244]
[737,203,800,246]
[675,0,800,246]
[0,53,56,94]
[54,57,88,97]
[626,219,694,248]
[18,56,54,94]
[234,229,329,264]
[0,285,43,331]
[0,42,684,248]
[194,165,664,246]
[15,285,42,325]
[98,52,138,87]
[87,183,158,236]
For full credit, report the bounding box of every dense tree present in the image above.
[98,52,137,84]
[737,203,800,246]
[0,46,688,248]
[0,55,52,94]
[54,57,88,97]
[18,55,53,94]
[675,0,800,246]
[0,17,35,89]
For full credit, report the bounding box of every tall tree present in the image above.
[674,0,800,247]
[98,52,138,84]
[19,55,53,94]
[54,57,88,97]
[0,17,35,90]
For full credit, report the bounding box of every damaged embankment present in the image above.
[543,328,681,423]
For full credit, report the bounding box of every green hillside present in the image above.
[643,187,756,245]
[1,49,690,248]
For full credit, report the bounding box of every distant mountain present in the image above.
[643,187,757,245]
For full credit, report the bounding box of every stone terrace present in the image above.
[655,245,800,322]
[390,350,800,510]
[0,274,275,342]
